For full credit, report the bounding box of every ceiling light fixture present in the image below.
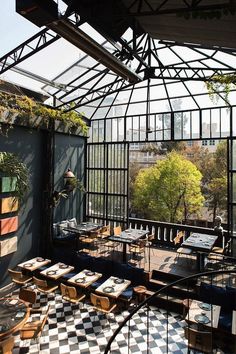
[16,0,141,83]
[47,19,141,84]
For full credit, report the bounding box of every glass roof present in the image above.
[1,1,236,121]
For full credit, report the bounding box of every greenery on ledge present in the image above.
[0,91,88,135]
[0,152,29,207]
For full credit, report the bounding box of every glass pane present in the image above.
[232,174,236,203]
[232,140,236,171]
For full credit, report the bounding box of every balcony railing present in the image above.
[129,217,230,251]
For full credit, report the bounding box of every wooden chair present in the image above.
[20,305,50,341]
[104,225,121,255]
[0,336,15,354]
[90,293,117,316]
[60,283,85,305]
[129,238,147,266]
[173,232,192,262]
[8,269,32,285]
[18,287,42,313]
[96,225,111,254]
[184,326,215,353]
[208,239,232,262]
[33,276,58,294]
[19,287,37,305]
[98,225,111,240]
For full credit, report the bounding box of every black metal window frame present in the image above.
[89,105,234,144]
[86,141,129,228]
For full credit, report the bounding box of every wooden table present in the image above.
[18,257,51,272]
[67,269,102,288]
[63,222,102,250]
[133,285,147,303]
[181,233,218,271]
[185,299,221,329]
[0,298,30,339]
[40,262,74,280]
[96,276,131,299]
[108,228,149,263]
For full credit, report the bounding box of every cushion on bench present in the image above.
[120,286,134,301]
[199,282,233,312]
[219,311,233,332]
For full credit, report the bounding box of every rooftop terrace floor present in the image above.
[84,243,199,277]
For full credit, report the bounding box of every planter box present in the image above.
[0,197,18,214]
[0,236,17,257]
[0,177,17,192]
[0,216,18,235]
[0,109,85,136]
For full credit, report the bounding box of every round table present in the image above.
[133,285,147,303]
[0,298,30,339]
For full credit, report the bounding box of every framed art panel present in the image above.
[0,216,18,235]
[0,197,18,214]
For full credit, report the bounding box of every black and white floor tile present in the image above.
[10,289,190,354]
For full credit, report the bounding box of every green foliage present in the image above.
[133,151,204,223]
[0,92,88,135]
[53,176,86,207]
[206,176,227,221]
[0,152,29,207]
[140,143,159,155]
[184,141,227,220]
[206,74,236,104]
[205,141,227,220]
[159,141,187,155]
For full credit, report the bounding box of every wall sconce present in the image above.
[52,168,79,207]
[63,168,76,193]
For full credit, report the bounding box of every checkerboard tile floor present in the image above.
[11,290,190,354]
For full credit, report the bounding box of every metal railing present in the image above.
[105,268,236,354]
[129,217,230,250]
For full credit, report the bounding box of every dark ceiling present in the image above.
[63,0,236,49]
[122,0,236,48]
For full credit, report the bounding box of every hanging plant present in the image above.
[52,177,86,207]
[206,73,236,105]
[0,152,29,207]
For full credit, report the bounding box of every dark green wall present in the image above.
[0,125,86,288]
[53,133,85,223]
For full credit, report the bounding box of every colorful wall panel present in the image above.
[0,177,17,192]
[0,197,18,214]
[0,236,17,257]
[0,216,18,236]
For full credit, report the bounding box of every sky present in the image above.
[1,1,236,117]
[0,1,82,93]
